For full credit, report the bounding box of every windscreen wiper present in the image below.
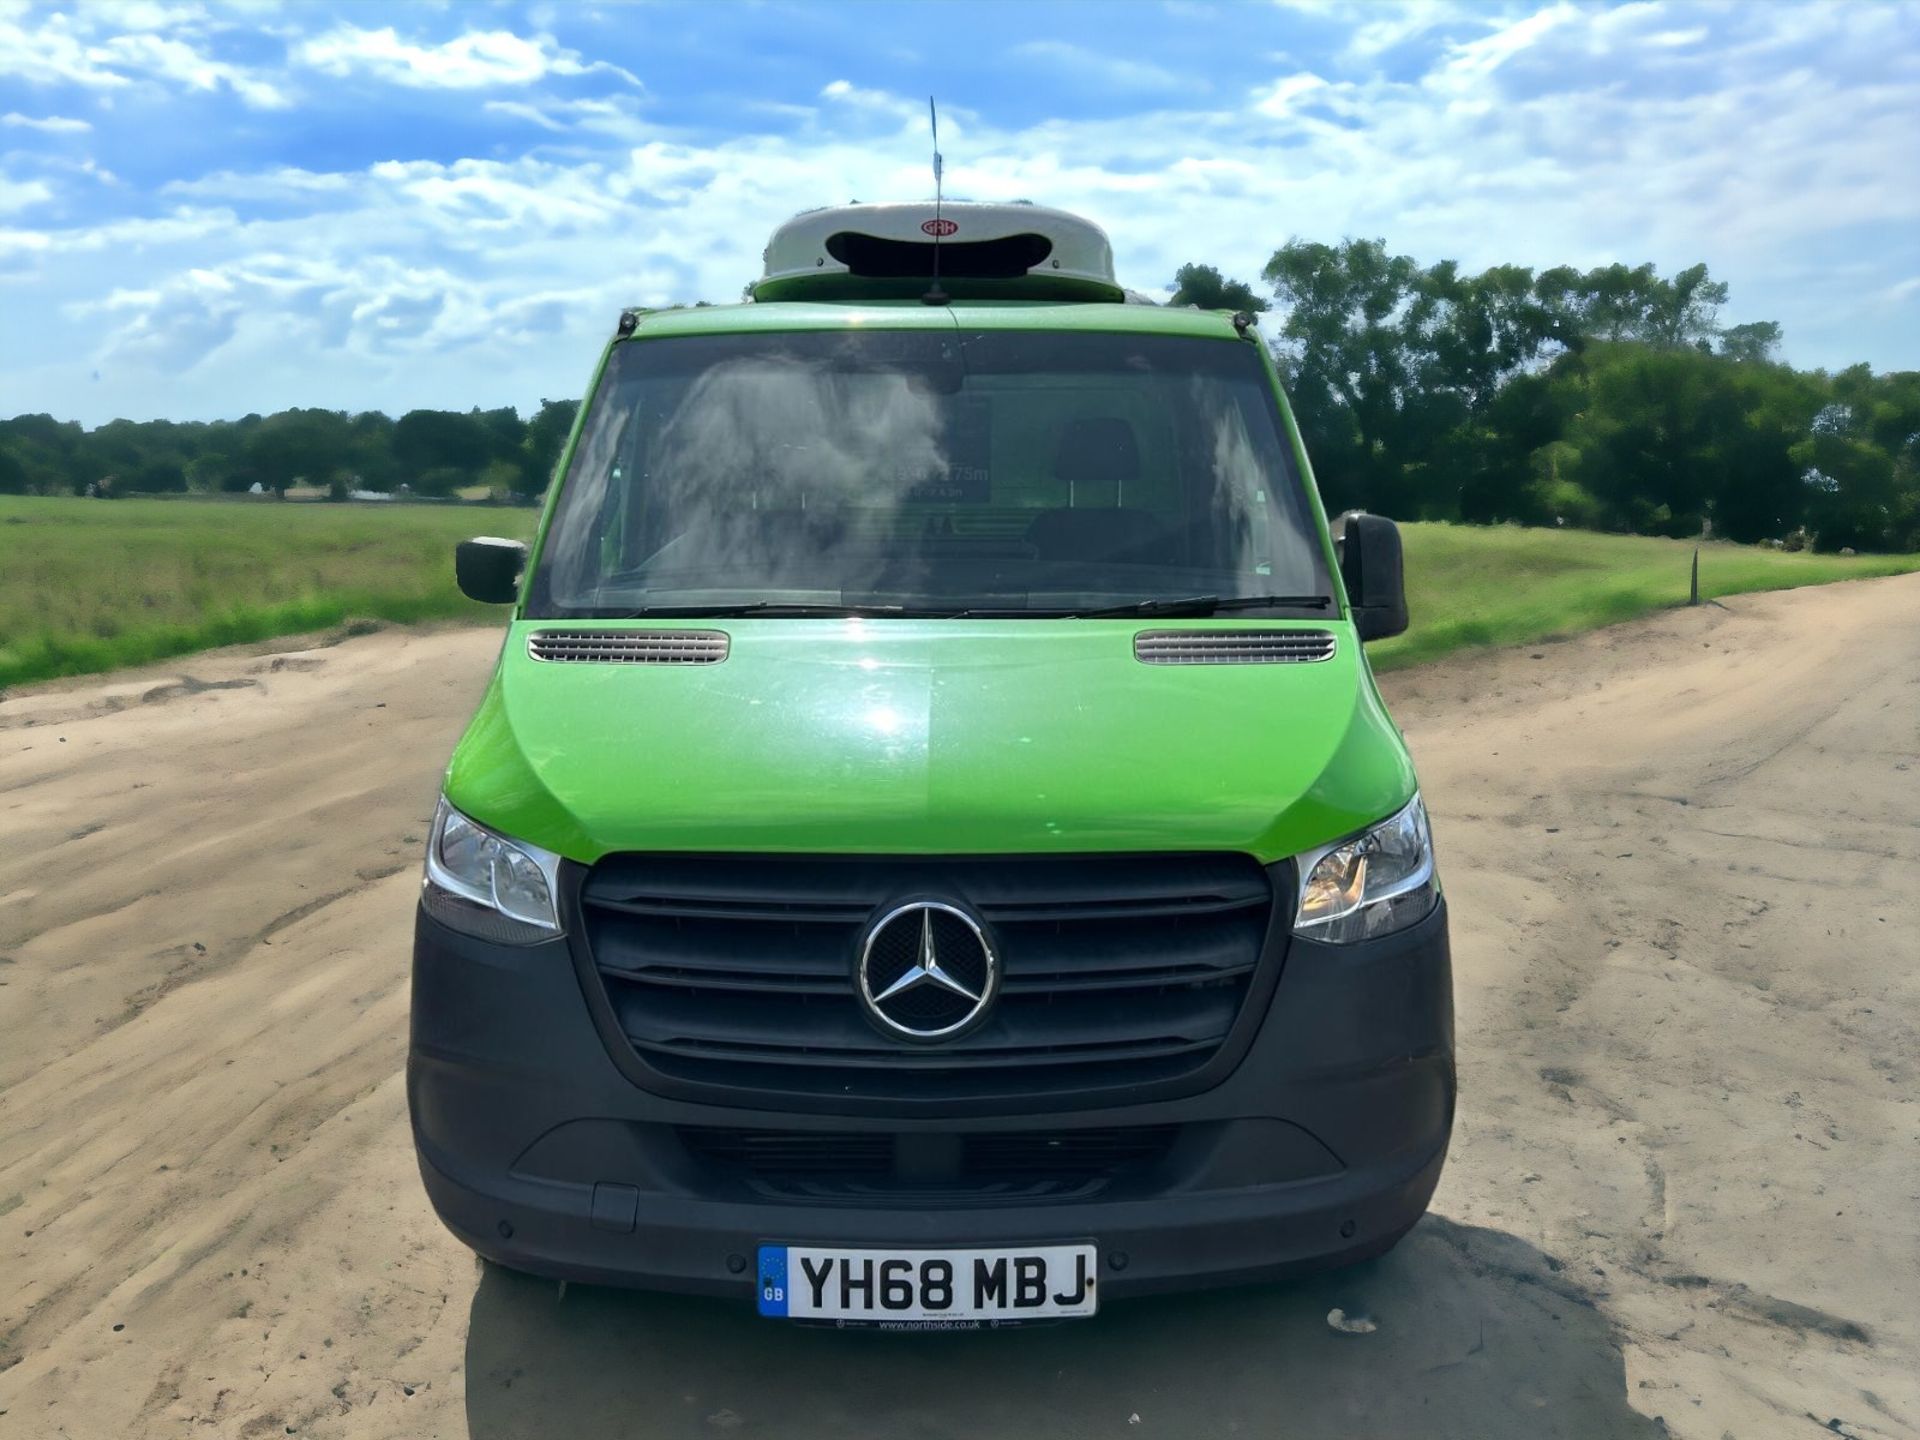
[1064,594,1333,619]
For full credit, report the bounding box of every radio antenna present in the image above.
[922,96,948,306]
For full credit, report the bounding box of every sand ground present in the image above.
[1,577,1915,1439]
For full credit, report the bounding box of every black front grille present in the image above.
[680,1128,895,1178]
[679,1125,1178,1205]
[573,854,1282,1108]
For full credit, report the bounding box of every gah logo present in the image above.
[921,218,959,237]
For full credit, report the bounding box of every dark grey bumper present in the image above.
[409,899,1453,1301]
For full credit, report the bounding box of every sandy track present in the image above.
[1,581,1915,1439]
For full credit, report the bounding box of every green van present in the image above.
[411,201,1452,1327]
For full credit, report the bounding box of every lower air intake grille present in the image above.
[1134,629,1336,664]
[678,1125,1178,1205]
[575,853,1283,1109]
[528,629,729,664]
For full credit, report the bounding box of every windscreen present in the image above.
[527,328,1331,617]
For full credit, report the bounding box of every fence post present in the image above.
[1690,547,1700,606]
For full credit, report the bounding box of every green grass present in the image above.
[1370,523,1920,670]
[2,499,1916,689]
[0,496,535,689]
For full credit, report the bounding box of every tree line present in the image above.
[5,245,1917,551]
[0,399,580,503]
[1172,245,1919,552]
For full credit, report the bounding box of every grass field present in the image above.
[0,496,536,688]
[1368,524,1920,670]
[1,496,1915,689]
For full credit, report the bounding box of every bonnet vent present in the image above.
[1134,630,1337,665]
[528,630,729,664]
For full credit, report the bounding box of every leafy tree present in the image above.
[474,405,527,461]
[1719,321,1783,364]
[4,413,82,455]
[1708,362,1824,543]
[1533,261,1727,349]
[1451,369,1581,523]
[132,459,188,493]
[394,409,490,483]
[1553,343,1820,541]
[1793,364,1920,550]
[84,419,153,484]
[244,408,351,491]
[1794,425,1896,551]
[1260,240,1562,517]
[1417,261,1559,415]
[1168,263,1268,313]
[0,414,86,492]
[1645,263,1729,349]
[410,465,470,498]
[521,397,579,492]
[346,411,401,491]
[184,452,232,491]
[1261,238,1442,516]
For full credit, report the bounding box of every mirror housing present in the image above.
[1335,512,1409,642]
[456,537,528,605]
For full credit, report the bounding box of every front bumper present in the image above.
[409,899,1454,1301]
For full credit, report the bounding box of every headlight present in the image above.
[1293,794,1439,944]
[421,796,564,945]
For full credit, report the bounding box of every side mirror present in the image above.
[456,536,528,605]
[1336,512,1408,642]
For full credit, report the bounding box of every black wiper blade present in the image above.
[599,602,911,619]
[1202,594,1333,612]
[1065,594,1332,619]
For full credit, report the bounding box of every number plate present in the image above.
[757,1244,1098,1328]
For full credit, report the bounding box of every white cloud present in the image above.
[0,5,286,107]
[294,24,638,90]
[1253,72,1328,118]
[0,8,133,89]
[3,4,1917,423]
[482,94,647,138]
[161,167,354,201]
[0,172,55,214]
[2,112,94,133]
[33,205,239,254]
[91,31,289,108]
[484,99,569,133]
[1340,0,1487,63]
[98,269,245,371]
[819,78,926,124]
[90,2,213,34]
[1429,2,1575,93]
[0,226,54,260]
[1010,40,1186,93]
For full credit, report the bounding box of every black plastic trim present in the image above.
[824,231,1053,280]
[558,853,1297,1120]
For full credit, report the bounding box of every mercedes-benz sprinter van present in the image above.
[410,201,1452,1328]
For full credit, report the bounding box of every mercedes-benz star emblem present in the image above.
[857,901,999,1041]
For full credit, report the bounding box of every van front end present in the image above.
[410,203,1452,1324]
[409,860,1450,1308]
[409,615,1452,1320]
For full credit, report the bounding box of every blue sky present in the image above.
[2,0,1917,426]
